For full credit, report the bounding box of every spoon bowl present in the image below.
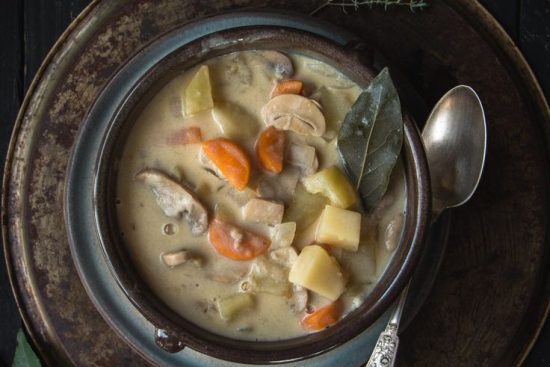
[422,85,487,216]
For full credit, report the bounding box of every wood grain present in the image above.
[23,0,91,90]
[0,2,24,366]
[479,0,519,41]
[520,0,550,99]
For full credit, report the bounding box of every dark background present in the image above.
[0,1,548,366]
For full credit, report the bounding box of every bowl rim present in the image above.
[87,25,430,364]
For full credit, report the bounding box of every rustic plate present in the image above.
[2,0,549,366]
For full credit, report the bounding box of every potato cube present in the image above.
[315,205,361,251]
[289,245,346,301]
[185,65,214,115]
[302,167,357,209]
[217,293,255,321]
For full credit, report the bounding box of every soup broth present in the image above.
[115,50,406,341]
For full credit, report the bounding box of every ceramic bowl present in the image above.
[88,25,430,364]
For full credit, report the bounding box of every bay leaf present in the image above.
[337,67,403,211]
[12,329,42,367]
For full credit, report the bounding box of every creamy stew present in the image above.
[115,50,406,341]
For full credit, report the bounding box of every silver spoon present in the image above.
[366,85,487,367]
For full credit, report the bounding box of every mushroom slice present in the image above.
[257,50,294,79]
[161,250,202,268]
[287,143,319,176]
[135,168,208,235]
[261,94,326,136]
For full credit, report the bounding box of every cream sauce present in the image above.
[115,51,406,341]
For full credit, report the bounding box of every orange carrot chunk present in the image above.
[271,79,304,98]
[167,126,202,145]
[256,126,285,173]
[301,300,343,331]
[202,138,251,190]
[208,219,271,261]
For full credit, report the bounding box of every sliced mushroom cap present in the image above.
[257,50,294,79]
[261,94,326,136]
[135,168,208,235]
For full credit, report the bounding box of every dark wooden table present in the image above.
[0,1,548,366]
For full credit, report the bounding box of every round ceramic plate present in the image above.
[3,1,548,366]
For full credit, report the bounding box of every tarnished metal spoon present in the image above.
[366,85,487,367]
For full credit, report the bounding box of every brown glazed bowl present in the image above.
[92,25,430,363]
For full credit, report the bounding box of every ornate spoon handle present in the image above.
[365,322,399,367]
[365,284,410,367]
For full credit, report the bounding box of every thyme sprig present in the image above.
[311,0,429,15]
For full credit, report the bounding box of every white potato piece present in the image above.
[217,293,255,321]
[184,65,214,115]
[288,245,346,301]
[243,257,291,297]
[315,205,361,251]
[242,198,284,225]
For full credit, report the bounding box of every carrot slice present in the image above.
[256,127,285,173]
[202,138,251,190]
[301,300,343,331]
[271,80,304,98]
[167,126,202,145]
[208,219,271,261]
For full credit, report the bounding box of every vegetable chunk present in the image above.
[302,301,342,331]
[271,80,304,98]
[316,205,361,251]
[302,167,357,208]
[217,293,255,321]
[270,222,297,249]
[208,219,271,261]
[167,126,202,145]
[202,138,251,190]
[242,198,284,225]
[256,126,285,173]
[289,245,346,301]
[185,65,214,115]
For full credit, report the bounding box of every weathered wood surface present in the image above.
[0,0,548,366]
